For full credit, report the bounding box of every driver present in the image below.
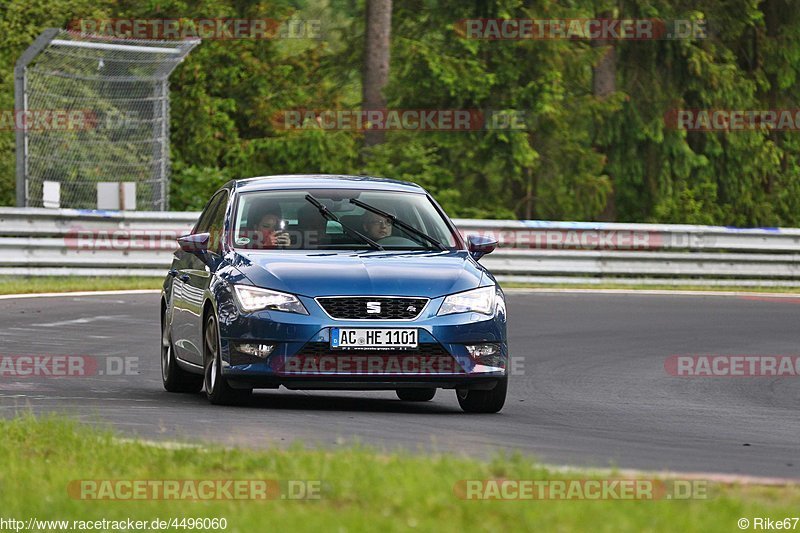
[361,210,393,241]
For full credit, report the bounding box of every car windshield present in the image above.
[232,189,458,251]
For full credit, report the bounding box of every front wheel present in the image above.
[456,377,507,413]
[204,313,251,405]
[396,388,436,402]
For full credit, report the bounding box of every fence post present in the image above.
[14,28,60,207]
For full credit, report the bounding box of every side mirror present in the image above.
[177,233,210,255]
[467,235,497,260]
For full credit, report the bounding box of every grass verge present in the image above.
[1,276,798,297]
[0,276,161,295]
[1,415,798,532]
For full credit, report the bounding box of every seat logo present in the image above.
[366,301,381,314]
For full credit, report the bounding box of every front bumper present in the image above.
[216,292,508,390]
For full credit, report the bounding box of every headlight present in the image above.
[233,285,308,315]
[438,286,496,316]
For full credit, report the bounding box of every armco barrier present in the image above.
[1,208,800,286]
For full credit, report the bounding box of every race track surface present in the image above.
[1,291,797,479]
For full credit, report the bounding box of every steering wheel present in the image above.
[377,236,419,246]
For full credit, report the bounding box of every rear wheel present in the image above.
[161,310,203,393]
[456,377,507,413]
[204,313,251,405]
[396,388,436,402]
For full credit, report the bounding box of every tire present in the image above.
[204,313,252,405]
[161,310,203,393]
[456,377,507,413]
[396,388,436,402]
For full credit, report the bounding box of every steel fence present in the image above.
[15,29,199,210]
[2,208,800,286]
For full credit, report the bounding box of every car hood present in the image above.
[231,250,485,297]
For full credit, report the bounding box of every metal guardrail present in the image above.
[2,208,800,286]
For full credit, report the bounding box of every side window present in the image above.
[207,192,229,254]
[194,191,228,254]
[194,192,225,234]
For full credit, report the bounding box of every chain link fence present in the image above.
[15,29,199,210]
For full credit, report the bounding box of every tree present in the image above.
[362,0,392,147]
[592,6,618,221]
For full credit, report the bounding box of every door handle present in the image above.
[179,274,190,282]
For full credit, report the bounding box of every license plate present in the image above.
[330,328,418,349]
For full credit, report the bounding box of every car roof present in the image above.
[233,174,426,194]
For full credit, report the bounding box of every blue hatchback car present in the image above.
[161,175,507,412]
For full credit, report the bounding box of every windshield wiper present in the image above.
[348,198,447,251]
[304,194,384,251]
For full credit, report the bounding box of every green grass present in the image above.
[1,416,798,532]
[2,276,799,297]
[0,276,161,295]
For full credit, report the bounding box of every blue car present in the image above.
[160,175,507,412]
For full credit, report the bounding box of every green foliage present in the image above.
[1,0,799,225]
[0,0,115,206]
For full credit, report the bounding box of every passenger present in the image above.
[361,210,393,241]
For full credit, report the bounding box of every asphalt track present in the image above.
[0,290,798,479]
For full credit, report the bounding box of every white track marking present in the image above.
[34,315,130,328]
[543,463,799,486]
[0,289,160,300]
[504,288,800,298]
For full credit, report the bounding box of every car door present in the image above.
[171,190,229,365]
[181,190,230,365]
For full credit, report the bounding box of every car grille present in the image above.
[316,297,428,320]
